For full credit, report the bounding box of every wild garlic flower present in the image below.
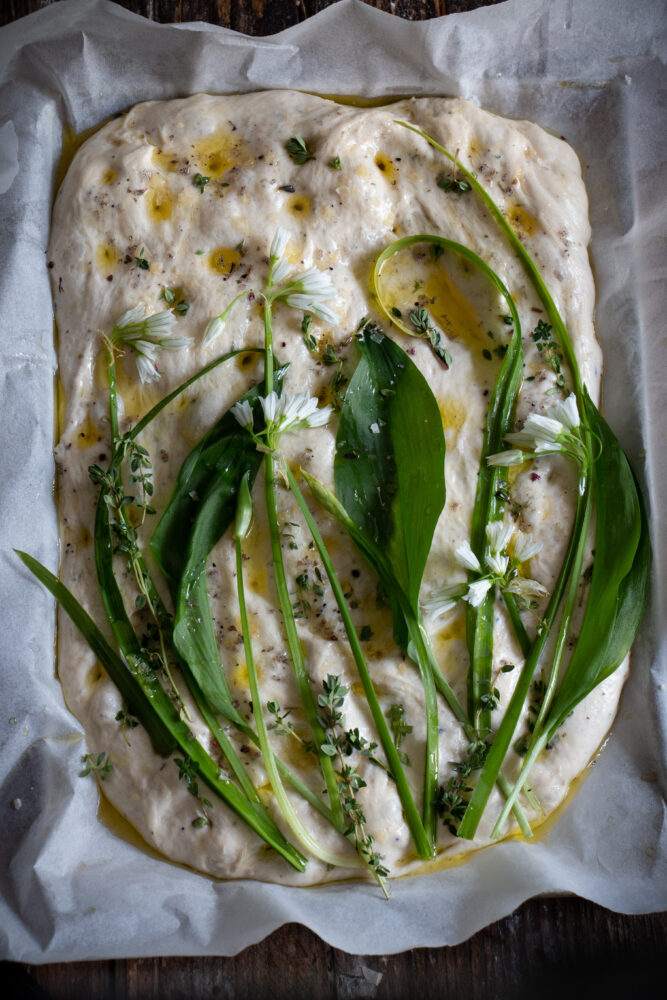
[231,390,333,450]
[230,398,255,431]
[110,304,191,382]
[424,519,546,621]
[203,315,225,348]
[421,583,469,619]
[266,228,338,323]
[488,394,587,467]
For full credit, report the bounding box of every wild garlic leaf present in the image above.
[334,321,446,619]
[540,395,650,729]
[15,551,176,757]
[155,370,287,720]
[151,364,287,595]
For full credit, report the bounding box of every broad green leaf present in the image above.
[150,365,286,597]
[334,322,446,616]
[15,550,176,757]
[540,396,649,728]
[16,553,305,870]
[333,322,444,848]
[163,371,285,720]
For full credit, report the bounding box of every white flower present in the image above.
[110,304,191,383]
[486,551,509,576]
[291,266,335,299]
[513,531,541,564]
[271,256,293,286]
[303,402,334,428]
[548,393,579,431]
[260,390,281,425]
[422,583,468,620]
[259,391,333,439]
[486,518,514,556]
[114,304,146,329]
[486,449,525,467]
[455,541,482,573]
[270,226,290,261]
[505,413,564,454]
[464,578,493,607]
[231,399,255,430]
[203,315,225,348]
[505,577,548,601]
[269,249,338,323]
[135,345,160,383]
[283,294,338,324]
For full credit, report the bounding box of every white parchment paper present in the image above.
[0,0,665,962]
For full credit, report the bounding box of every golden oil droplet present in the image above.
[436,615,467,643]
[235,350,261,372]
[438,399,466,436]
[86,664,105,688]
[374,152,396,183]
[378,247,490,351]
[506,202,538,236]
[146,176,173,222]
[102,168,117,185]
[192,129,247,180]
[76,412,102,449]
[231,661,249,690]
[421,269,484,347]
[151,148,181,173]
[96,242,119,271]
[77,524,92,548]
[208,246,242,275]
[287,194,311,217]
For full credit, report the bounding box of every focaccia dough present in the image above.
[49,92,625,884]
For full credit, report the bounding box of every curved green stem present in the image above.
[235,531,349,869]
[287,464,432,859]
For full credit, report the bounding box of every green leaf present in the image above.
[540,396,649,728]
[332,321,444,848]
[15,551,176,757]
[150,364,286,596]
[334,321,445,617]
[285,135,314,164]
[16,556,304,870]
[156,370,286,720]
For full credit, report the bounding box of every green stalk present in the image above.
[286,464,433,858]
[502,592,532,658]
[470,590,496,736]
[262,297,344,828]
[457,478,592,840]
[105,344,120,443]
[234,479,352,868]
[97,344,319,860]
[398,124,604,841]
[107,341,336,825]
[419,621,471,732]
[491,468,592,837]
[17,551,306,871]
[402,615,441,851]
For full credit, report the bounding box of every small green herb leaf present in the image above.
[193,173,210,193]
[285,135,314,165]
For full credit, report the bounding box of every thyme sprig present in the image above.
[79,751,113,781]
[175,755,214,828]
[318,675,390,896]
[285,135,314,164]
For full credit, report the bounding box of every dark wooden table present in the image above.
[1,1,664,996]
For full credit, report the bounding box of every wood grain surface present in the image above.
[1,1,664,996]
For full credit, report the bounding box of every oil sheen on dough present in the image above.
[48,92,626,884]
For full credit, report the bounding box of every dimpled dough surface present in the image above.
[48,91,626,884]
